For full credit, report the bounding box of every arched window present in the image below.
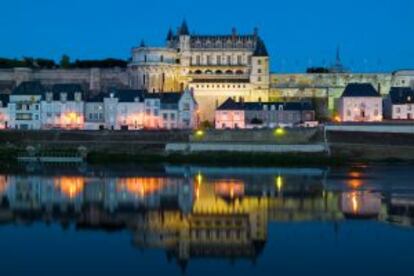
[235,70,244,75]
[205,70,213,74]
[195,70,202,74]
[215,70,223,74]
[225,70,233,75]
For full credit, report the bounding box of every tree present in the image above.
[60,54,71,69]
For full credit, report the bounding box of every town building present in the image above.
[104,88,198,130]
[384,87,414,120]
[0,94,9,129]
[128,21,270,122]
[215,98,315,129]
[84,94,106,130]
[8,81,44,130]
[338,83,383,122]
[41,84,84,129]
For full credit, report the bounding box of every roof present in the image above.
[0,94,9,107]
[113,89,145,102]
[341,83,380,97]
[389,87,414,104]
[144,92,183,109]
[179,20,190,36]
[253,38,268,57]
[217,98,313,111]
[50,84,84,101]
[86,93,106,103]
[12,81,45,96]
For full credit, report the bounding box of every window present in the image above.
[258,77,262,82]
[227,56,231,65]
[206,55,211,65]
[396,107,401,113]
[347,110,351,116]
[196,55,201,65]
[258,69,262,74]
[216,56,221,65]
[170,113,175,120]
[160,55,164,62]
[258,59,262,65]
[163,113,168,120]
[237,55,242,65]
[374,109,379,116]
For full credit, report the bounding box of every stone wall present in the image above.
[0,67,129,94]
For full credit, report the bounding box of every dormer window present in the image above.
[278,105,284,111]
[408,96,412,102]
[75,92,82,102]
[46,92,53,102]
[60,93,67,102]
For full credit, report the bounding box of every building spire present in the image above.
[140,39,146,47]
[166,28,174,41]
[179,19,190,36]
[336,45,341,65]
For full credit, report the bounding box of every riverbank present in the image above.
[0,128,413,166]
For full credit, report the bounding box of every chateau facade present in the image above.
[128,21,270,121]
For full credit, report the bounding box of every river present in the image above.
[0,164,413,275]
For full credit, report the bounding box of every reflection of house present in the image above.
[338,83,382,122]
[340,191,382,219]
[384,87,414,120]
[215,97,315,129]
[385,193,414,227]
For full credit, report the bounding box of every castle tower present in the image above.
[250,36,270,89]
[178,20,191,67]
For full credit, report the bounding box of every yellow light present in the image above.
[196,172,203,184]
[276,175,283,193]
[333,116,341,122]
[195,130,204,137]
[274,127,285,136]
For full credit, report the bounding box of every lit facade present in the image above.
[41,84,84,129]
[384,87,414,120]
[128,21,270,122]
[338,83,383,122]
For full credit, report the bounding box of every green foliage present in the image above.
[60,54,71,69]
[199,120,213,129]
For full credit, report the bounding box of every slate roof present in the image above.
[341,83,380,97]
[0,94,9,107]
[217,98,313,111]
[253,38,268,57]
[113,89,145,103]
[144,92,183,109]
[50,84,84,101]
[86,93,107,103]
[389,87,414,104]
[12,81,45,96]
[179,20,190,36]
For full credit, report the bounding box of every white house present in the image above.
[104,88,198,130]
[41,84,84,129]
[84,94,106,130]
[384,87,414,120]
[0,94,9,129]
[104,90,145,130]
[338,83,383,122]
[8,81,44,130]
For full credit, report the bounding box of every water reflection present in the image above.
[0,165,414,270]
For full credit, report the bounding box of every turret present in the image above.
[250,37,270,89]
[178,20,191,66]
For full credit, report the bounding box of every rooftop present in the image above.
[217,98,313,111]
[341,83,380,97]
[12,81,45,96]
[389,87,414,104]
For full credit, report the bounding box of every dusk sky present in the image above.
[1,0,413,72]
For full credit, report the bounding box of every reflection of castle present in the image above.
[1,168,413,268]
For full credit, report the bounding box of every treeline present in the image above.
[0,55,128,69]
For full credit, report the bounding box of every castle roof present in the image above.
[112,89,145,102]
[179,20,190,36]
[253,38,268,57]
[389,87,414,104]
[341,83,380,97]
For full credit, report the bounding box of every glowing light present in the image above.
[333,116,341,122]
[196,172,203,184]
[214,180,244,198]
[351,192,359,214]
[56,177,85,199]
[195,130,204,137]
[274,127,285,136]
[276,175,283,193]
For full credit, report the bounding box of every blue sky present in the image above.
[1,0,413,72]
